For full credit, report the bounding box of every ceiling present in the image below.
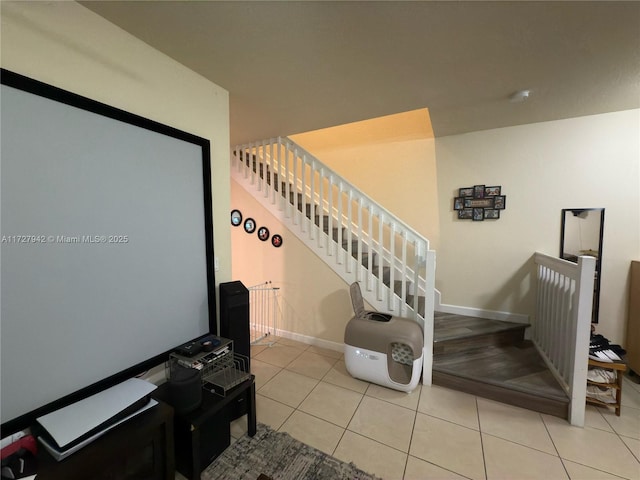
[82,1,640,146]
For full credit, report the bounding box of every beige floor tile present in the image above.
[477,397,555,454]
[366,383,421,411]
[624,376,640,395]
[245,340,639,480]
[622,382,640,410]
[483,433,567,480]
[255,393,294,430]
[410,413,485,480]
[418,384,479,430]
[323,360,370,393]
[404,455,468,480]
[252,343,304,367]
[584,405,615,432]
[563,459,632,479]
[258,369,318,408]
[285,350,338,379]
[299,381,363,427]
[250,344,267,357]
[251,358,282,390]
[348,395,416,452]
[621,435,640,463]
[334,430,407,480]
[543,414,640,479]
[273,336,310,350]
[279,410,344,456]
[601,405,640,439]
[307,344,343,359]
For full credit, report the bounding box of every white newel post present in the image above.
[568,255,596,426]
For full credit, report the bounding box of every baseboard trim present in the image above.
[273,328,345,354]
[434,289,529,324]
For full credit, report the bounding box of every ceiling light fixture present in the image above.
[509,89,532,103]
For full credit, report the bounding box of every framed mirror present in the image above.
[560,208,605,323]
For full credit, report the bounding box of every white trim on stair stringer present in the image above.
[434,289,530,325]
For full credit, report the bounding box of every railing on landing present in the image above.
[533,252,596,426]
[231,136,436,384]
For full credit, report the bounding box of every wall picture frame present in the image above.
[472,208,484,221]
[484,209,500,219]
[455,184,506,221]
[458,208,473,219]
[459,187,474,197]
[230,209,243,226]
[243,217,256,234]
[257,226,270,241]
[464,198,494,208]
[271,234,283,248]
[473,185,486,198]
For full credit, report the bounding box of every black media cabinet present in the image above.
[153,374,256,480]
[36,400,174,480]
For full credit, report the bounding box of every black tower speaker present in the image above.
[219,281,250,420]
[219,280,250,373]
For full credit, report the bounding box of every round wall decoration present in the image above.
[271,234,283,248]
[257,226,270,241]
[243,217,256,234]
[230,209,243,226]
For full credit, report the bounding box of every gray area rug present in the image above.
[202,424,382,480]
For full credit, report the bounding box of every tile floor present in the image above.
[199,337,640,479]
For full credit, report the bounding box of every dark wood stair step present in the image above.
[433,341,569,418]
[434,313,528,354]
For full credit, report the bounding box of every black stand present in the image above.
[153,375,256,480]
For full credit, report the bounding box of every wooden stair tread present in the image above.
[433,341,568,402]
[434,313,528,343]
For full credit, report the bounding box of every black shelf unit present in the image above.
[153,375,256,480]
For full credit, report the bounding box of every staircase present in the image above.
[432,312,569,417]
[232,138,594,425]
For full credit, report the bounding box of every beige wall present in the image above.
[436,110,640,344]
[1,2,232,323]
[231,182,355,345]
[291,109,440,250]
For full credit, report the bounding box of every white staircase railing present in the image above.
[533,252,596,426]
[232,136,436,384]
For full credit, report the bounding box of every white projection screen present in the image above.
[1,69,216,434]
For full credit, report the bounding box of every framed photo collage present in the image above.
[454,185,506,221]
